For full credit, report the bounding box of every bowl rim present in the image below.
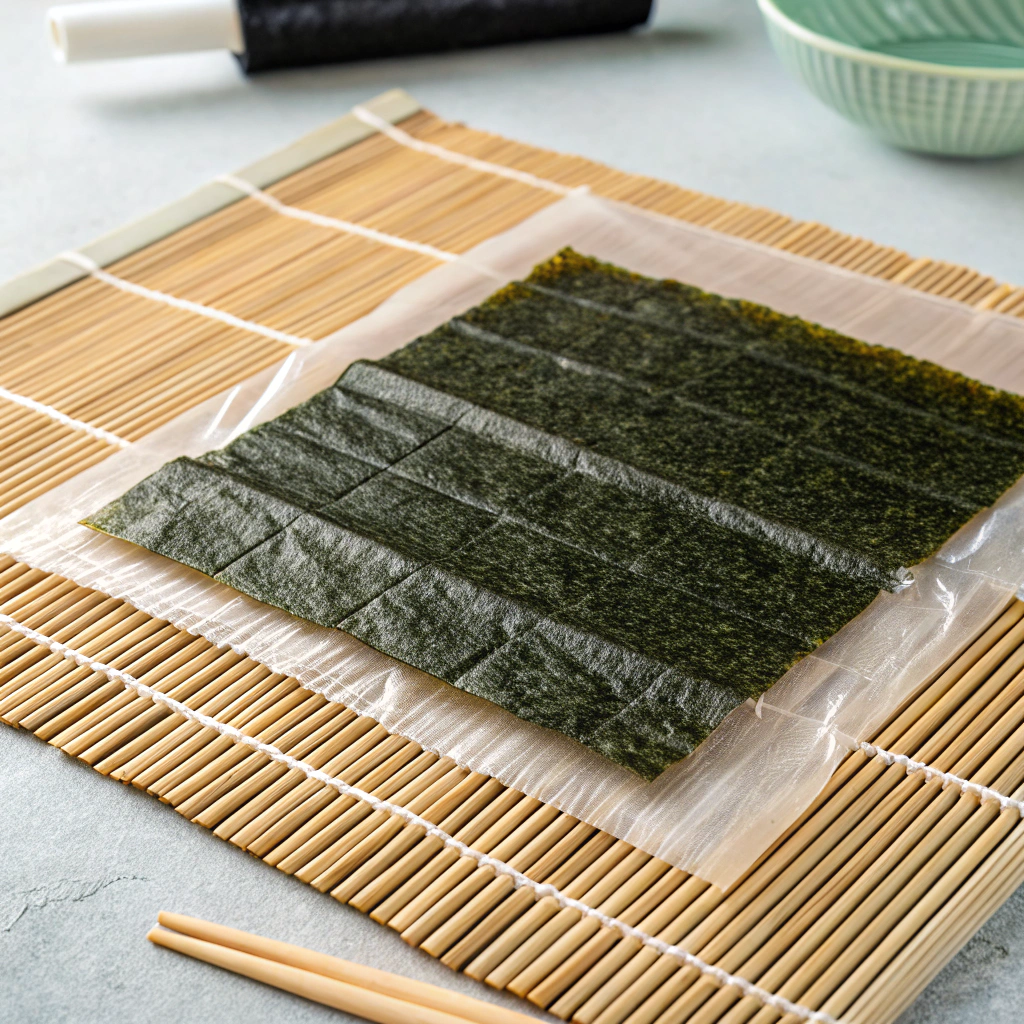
[757,0,1024,81]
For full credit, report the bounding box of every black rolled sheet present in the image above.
[235,0,655,72]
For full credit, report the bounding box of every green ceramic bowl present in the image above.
[757,0,1024,156]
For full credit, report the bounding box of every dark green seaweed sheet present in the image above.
[84,250,1024,779]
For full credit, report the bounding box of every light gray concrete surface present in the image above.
[1,1,1023,1022]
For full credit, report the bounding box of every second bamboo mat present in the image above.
[2,93,1024,1024]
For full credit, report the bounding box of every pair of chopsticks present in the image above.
[149,911,541,1024]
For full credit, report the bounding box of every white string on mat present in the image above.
[0,609,840,1024]
[0,385,130,448]
[216,175,459,264]
[352,105,581,197]
[57,251,316,348]
[859,742,1024,816]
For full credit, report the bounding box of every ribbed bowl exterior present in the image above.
[761,6,1024,156]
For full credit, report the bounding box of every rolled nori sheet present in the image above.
[85,250,1024,779]
[235,0,654,73]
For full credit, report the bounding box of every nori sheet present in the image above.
[84,250,1024,779]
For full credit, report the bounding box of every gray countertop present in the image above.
[2,1,1023,1022]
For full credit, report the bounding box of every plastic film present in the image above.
[4,193,1024,889]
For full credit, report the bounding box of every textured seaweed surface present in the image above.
[85,251,1024,779]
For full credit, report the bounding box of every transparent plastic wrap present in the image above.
[4,192,1024,889]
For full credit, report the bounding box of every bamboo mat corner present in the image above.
[3,96,1024,1024]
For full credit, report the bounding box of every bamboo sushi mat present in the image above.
[4,89,1024,1024]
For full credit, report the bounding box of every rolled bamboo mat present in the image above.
[2,97,1024,1024]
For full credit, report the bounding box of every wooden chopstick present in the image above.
[150,911,541,1024]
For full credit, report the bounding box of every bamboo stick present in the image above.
[148,926,505,1024]
[156,911,540,1024]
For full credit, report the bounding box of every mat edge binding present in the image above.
[0,88,422,320]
